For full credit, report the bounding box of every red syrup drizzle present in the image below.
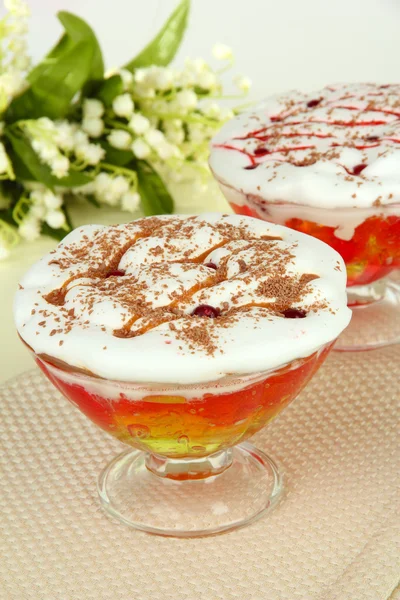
[213,143,256,166]
[369,107,400,119]
[256,145,313,156]
[251,133,334,142]
[352,164,367,176]
[218,88,400,166]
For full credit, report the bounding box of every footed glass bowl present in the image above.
[35,343,332,537]
[218,180,400,351]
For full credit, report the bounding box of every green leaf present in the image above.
[6,12,104,121]
[5,129,93,188]
[136,161,174,216]
[56,170,93,187]
[124,0,190,71]
[57,12,104,83]
[97,75,123,107]
[100,140,133,167]
[82,194,100,208]
[7,42,94,121]
[6,129,56,189]
[41,222,67,241]
[6,145,34,181]
[28,12,103,88]
[27,35,72,86]
[40,223,68,242]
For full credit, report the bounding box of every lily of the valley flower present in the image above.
[112,93,135,118]
[212,43,233,61]
[19,216,41,241]
[82,117,104,138]
[83,98,104,119]
[129,113,150,135]
[45,209,66,229]
[234,75,252,93]
[121,191,140,213]
[131,138,151,159]
[108,129,132,149]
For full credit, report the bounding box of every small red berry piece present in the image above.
[205,262,217,270]
[192,305,220,318]
[307,98,322,108]
[244,164,258,170]
[106,269,126,278]
[282,308,307,319]
[353,164,367,176]
[366,135,379,142]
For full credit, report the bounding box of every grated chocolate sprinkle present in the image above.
[37,215,330,357]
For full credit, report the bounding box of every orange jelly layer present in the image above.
[37,345,331,459]
[231,203,400,287]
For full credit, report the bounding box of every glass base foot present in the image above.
[97,442,283,538]
[335,279,400,352]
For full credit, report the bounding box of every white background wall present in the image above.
[4,0,400,99]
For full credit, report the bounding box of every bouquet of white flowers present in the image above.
[0,0,250,258]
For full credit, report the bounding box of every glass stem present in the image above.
[145,448,233,481]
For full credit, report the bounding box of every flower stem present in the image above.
[98,162,138,186]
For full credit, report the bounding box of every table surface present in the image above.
[0,181,229,385]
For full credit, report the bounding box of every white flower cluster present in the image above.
[82,98,104,138]
[0,0,30,112]
[22,117,105,178]
[93,172,137,209]
[76,172,140,213]
[86,45,251,186]
[18,187,66,241]
[0,8,252,259]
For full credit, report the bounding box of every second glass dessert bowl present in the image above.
[210,82,400,351]
[15,213,350,536]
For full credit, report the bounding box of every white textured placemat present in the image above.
[0,347,399,600]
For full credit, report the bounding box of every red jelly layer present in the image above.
[230,203,400,287]
[36,345,331,459]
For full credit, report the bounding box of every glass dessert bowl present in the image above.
[15,213,350,537]
[210,82,400,351]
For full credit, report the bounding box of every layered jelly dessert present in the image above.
[210,83,400,288]
[14,214,350,459]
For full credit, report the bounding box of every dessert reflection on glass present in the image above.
[14,213,350,536]
[210,83,400,350]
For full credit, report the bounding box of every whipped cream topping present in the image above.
[14,214,350,384]
[210,83,400,209]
